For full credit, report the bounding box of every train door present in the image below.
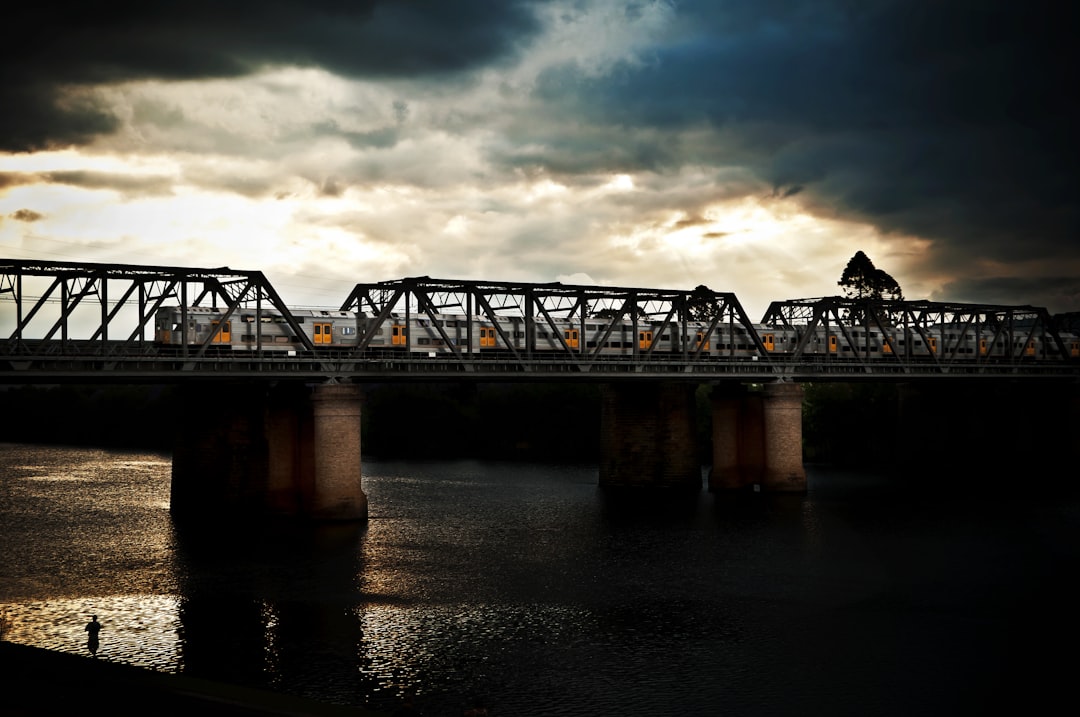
[762,333,775,352]
[211,320,231,344]
[313,322,332,345]
[828,334,837,353]
[695,331,710,351]
[979,338,987,356]
[1024,339,1036,357]
[928,337,937,355]
[882,335,893,354]
[564,328,579,349]
[480,327,497,348]
[639,330,653,350]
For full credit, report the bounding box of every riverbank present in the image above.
[0,642,386,716]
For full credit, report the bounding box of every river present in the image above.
[1,442,1077,715]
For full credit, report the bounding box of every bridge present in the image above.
[3,258,1078,521]
[2,258,1077,382]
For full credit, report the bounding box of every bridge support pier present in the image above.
[171,382,366,522]
[709,382,805,493]
[310,383,367,521]
[598,382,701,489]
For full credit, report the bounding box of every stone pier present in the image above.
[309,383,367,521]
[598,382,701,489]
[171,381,367,521]
[708,382,806,492]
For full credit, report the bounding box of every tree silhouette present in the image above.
[838,251,903,301]
[686,284,721,321]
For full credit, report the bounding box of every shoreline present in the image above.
[0,641,386,716]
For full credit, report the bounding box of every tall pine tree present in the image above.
[838,251,903,301]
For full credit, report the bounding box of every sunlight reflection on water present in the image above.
[4,444,1079,716]
[1,596,181,670]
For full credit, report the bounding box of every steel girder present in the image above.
[0,258,311,357]
[760,296,1072,364]
[339,276,768,367]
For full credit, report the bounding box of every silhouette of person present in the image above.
[85,615,101,655]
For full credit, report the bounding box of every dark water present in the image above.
[1,442,1078,715]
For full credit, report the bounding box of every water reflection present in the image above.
[172,518,373,701]
[5,446,1080,715]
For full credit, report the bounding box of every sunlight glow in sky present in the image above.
[2,1,1077,316]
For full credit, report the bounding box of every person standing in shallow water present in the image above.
[85,615,101,655]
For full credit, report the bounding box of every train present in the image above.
[154,305,1080,360]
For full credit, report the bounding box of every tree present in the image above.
[686,284,721,321]
[838,251,903,301]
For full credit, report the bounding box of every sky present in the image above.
[1,0,1077,319]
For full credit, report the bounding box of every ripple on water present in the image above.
[0,596,181,671]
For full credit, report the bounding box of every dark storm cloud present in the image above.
[0,0,542,151]
[936,276,1080,314]
[561,0,1077,270]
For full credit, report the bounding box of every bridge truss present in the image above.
[761,296,1075,363]
[0,258,307,358]
[1,259,1077,382]
[340,276,767,363]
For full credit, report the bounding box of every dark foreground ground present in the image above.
[0,642,386,716]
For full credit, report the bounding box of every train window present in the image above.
[419,338,431,345]
[341,326,356,335]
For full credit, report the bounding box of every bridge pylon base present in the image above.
[598,382,701,489]
[171,381,366,521]
[709,382,806,493]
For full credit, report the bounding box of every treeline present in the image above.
[0,383,608,460]
[3,382,1070,471]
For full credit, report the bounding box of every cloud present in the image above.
[0,0,542,152]
[2,0,1078,315]
[10,209,44,222]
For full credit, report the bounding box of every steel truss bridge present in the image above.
[2,258,1078,383]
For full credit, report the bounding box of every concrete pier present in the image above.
[760,382,806,492]
[709,382,805,493]
[171,381,366,521]
[310,383,367,521]
[599,382,701,489]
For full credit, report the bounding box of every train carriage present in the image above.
[154,306,360,351]
[155,304,1080,363]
